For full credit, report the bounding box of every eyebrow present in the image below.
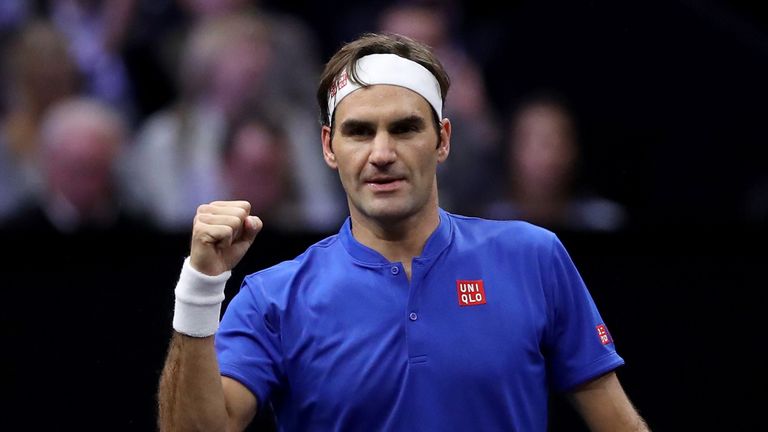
[389,115,427,131]
[338,115,427,135]
[339,119,373,136]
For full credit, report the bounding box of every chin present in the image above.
[358,200,418,222]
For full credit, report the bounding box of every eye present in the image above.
[391,123,421,135]
[343,124,375,138]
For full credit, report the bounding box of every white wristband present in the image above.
[172,257,231,337]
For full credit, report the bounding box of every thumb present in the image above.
[242,215,263,244]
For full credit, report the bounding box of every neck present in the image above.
[350,205,441,281]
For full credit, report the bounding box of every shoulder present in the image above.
[135,108,177,138]
[240,233,343,298]
[447,212,557,251]
[0,203,55,234]
[568,194,628,231]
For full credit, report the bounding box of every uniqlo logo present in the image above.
[456,280,486,306]
[596,324,613,345]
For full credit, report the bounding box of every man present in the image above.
[158,33,649,431]
[3,97,142,234]
[484,92,627,232]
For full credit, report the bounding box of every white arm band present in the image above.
[172,257,231,337]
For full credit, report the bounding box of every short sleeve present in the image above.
[543,235,625,392]
[215,276,284,406]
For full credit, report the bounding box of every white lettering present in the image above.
[461,293,469,303]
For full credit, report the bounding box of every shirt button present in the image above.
[409,312,418,321]
[390,266,400,275]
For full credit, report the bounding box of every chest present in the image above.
[277,255,549,416]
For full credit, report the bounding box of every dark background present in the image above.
[3,0,768,430]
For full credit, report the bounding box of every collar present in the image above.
[338,208,454,266]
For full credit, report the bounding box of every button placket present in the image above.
[404,260,430,364]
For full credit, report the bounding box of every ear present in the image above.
[437,118,451,164]
[321,125,338,170]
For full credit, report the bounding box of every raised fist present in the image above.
[189,200,262,276]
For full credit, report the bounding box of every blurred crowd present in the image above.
[0,0,345,235]
[2,0,760,237]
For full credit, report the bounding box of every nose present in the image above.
[368,131,397,167]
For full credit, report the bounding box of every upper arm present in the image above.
[222,376,258,432]
[216,278,284,430]
[567,371,649,432]
[543,236,625,391]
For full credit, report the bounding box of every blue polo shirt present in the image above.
[215,209,624,431]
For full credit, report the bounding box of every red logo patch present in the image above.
[456,280,486,306]
[329,70,349,98]
[337,70,348,90]
[596,324,613,345]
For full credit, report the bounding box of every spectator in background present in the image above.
[221,107,305,232]
[175,0,345,231]
[178,0,346,231]
[125,11,343,233]
[0,20,81,219]
[485,93,627,232]
[47,0,138,122]
[114,0,324,124]
[176,0,321,110]
[3,97,143,234]
[378,0,500,215]
[123,13,272,232]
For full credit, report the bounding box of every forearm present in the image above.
[569,372,651,432]
[158,201,262,430]
[582,408,650,432]
[158,332,229,432]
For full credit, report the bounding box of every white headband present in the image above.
[326,53,443,124]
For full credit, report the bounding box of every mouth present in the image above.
[365,177,405,192]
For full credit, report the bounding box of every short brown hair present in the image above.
[317,33,451,128]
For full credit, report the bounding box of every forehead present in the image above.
[334,84,433,123]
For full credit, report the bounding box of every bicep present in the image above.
[222,376,258,431]
[568,372,649,432]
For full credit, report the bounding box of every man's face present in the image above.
[47,125,117,214]
[226,122,285,213]
[510,105,576,195]
[322,85,450,224]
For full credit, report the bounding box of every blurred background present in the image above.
[1,0,765,430]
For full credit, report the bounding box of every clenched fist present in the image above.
[190,201,263,276]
